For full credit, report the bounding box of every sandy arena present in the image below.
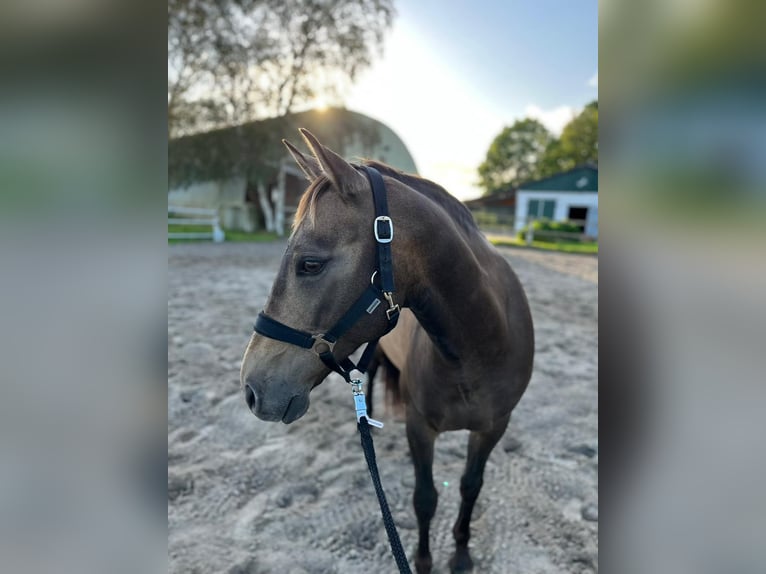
[168,241,598,574]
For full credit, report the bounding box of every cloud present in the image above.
[524,104,578,136]
[588,72,598,88]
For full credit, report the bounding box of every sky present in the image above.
[341,1,598,200]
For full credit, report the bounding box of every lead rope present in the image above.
[359,418,412,573]
[350,379,412,574]
[252,164,409,571]
[348,165,410,572]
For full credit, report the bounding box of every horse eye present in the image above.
[299,259,325,275]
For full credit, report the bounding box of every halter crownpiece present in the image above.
[253,165,400,383]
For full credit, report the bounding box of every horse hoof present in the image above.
[415,554,433,574]
[449,551,474,573]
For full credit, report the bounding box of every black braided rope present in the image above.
[357,417,412,574]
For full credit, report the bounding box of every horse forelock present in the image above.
[292,175,330,232]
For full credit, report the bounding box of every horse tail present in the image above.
[374,346,404,417]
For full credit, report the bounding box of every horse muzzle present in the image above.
[243,378,310,424]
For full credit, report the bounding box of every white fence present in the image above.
[168,206,225,242]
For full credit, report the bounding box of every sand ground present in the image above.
[168,241,598,574]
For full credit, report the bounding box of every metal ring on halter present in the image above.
[311,334,336,355]
[370,270,378,285]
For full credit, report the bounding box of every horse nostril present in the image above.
[244,383,257,412]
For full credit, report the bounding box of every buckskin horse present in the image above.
[240,129,534,573]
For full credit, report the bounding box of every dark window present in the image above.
[568,206,588,231]
[528,198,555,220]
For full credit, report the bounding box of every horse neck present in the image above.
[393,189,508,363]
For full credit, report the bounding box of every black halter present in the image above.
[253,166,401,383]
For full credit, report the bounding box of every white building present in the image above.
[514,164,598,238]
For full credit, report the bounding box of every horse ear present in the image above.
[282,139,321,181]
[299,128,366,197]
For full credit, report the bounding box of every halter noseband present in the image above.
[253,166,401,383]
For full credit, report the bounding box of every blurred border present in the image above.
[601,1,766,572]
[0,0,167,572]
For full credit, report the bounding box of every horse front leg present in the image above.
[449,420,508,573]
[406,406,438,574]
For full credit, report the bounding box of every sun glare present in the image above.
[314,97,328,111]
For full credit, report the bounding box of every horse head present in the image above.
[240,129,406,423]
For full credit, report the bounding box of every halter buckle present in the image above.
[311,334,336,355]
[374,216,393,243]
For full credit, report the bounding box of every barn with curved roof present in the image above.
[168,108,417,233]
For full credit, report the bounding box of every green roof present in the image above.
[519,165,598,192]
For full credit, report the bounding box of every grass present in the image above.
[168,225,597,253]
[168,224,280,243]
[168,224,211,234]
[487,235,599,254]
[219,229,280,242]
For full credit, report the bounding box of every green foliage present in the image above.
[537,101,598,178]
[477,119,553,195]
[479,101,598,190]
[489,236,598,254]
[168,108,383,188]
[560,101,598,164]
[168,0,395,137]
[517,219,584,243]
[168,225,279,243]
[168,224,213,234]
[535,139,568,180]
[168,117,285,188]
[215,230,279,243]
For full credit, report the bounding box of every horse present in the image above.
[240,129,534,573]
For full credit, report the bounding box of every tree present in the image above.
[168,0,394,236]
[537,101,598,178]
[560,100,598,164]
[168,0,395,138]
[477,119,553,195]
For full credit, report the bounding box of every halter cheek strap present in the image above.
[253,166,400,382]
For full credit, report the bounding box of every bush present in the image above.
[517,219,583,243]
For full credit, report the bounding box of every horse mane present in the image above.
[293,160,479,234]
[362,160,479,235]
